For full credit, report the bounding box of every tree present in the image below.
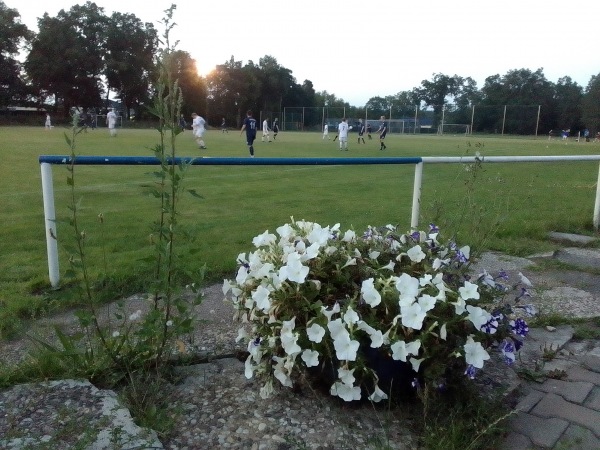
[554,76,583,132]
[479,68,555,134]
[415,73,463,126]
[164,50,207,120]
[0,1,33,105]
[582,74,600,134]
[25,2,108,115]
[105,12,157,119]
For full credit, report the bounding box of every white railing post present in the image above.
[411,162,423,229]
[41,162,60,288]
[594,162,600,231]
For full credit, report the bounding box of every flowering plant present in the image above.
[223,218,534,402]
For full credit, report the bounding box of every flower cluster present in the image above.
[223,219,534,402]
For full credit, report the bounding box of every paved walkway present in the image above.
[501,328,600,449]
[495,233,600,449]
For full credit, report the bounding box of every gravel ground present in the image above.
[0,283,419,450]
[2,248,599,449]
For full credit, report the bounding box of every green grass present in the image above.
[1,125,599,337]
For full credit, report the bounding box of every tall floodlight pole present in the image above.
[389,105,392,134]
[414,105,418,134]
[535,105,541,137]
[502,105,507,136]
[440,105,445,135]
[470,105,475,136]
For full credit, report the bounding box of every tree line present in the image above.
[1,1,599,134]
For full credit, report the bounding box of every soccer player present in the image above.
[376,116,387,150]
[262,118,271,142]
[273,118,279,140]
[357,119,365,144]
[338,118,349,151]
[241,110,257,157]
[191,113,207,149]
[221,117,228,133]
[44,113,52,130]
[366,123,372,139]
[323,123,329,140]
[107,108,117,137]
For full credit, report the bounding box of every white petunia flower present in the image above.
[361,278,382,307]
[343,307,360,325]
[407,244,426,262]
[337,367,356,385]
[368,384,389,403]
[440,323,448,340]
[301,349,320,367]
[236,327,249,342]
[280,330,301,356]
[342,230,356,242]
[252,230,276,248]
[418,294,437,312]
[321,303,340,322]
[327,318,348,340]
[259,380,274,399]
[459,281,480,301]
[341,256,357,268]
[369,250,381,259]
[330,382,361,402]
[518,272,533,287]
[464,335,490,368]
[410,357,425,372]
[252,285,272,312]
[466,305,492,330]
[401,302,426,330]
[394,273,420,301]
[306,323,326,343]
[390,339,421,361]
[381,260,395,271]
[333,334,360,361]
[279,252,309,283]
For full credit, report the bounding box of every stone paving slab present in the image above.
[531,392,600,437]
[584,386,600,412]
[556,424,600,450]
[508,411,569,448]
[500,431,534,450]
[567,365,600,385]
[531,379,594,404]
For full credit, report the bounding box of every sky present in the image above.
[6,0,600,106]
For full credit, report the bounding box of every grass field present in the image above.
[1,125,599,336]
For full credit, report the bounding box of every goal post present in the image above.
[437,123,470,136]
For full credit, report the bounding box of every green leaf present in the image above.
[187,189,204,199]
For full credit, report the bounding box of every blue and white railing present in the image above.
[40,155,600,287]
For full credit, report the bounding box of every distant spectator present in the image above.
[44,113,51,130]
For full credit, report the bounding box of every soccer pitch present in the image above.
[1,125,599,333]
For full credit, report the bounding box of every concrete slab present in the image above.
[553,247,600,270]
[548,232,598,246]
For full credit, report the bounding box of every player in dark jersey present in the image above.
[376,116,387,150]
[366,123,372,139]
[357,118,366,144]
[272,118,279,140]
[240,110,257,157]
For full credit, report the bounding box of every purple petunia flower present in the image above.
[429,223,440,233]
[464,364,478,380]
[500,339,516,365]
[495,270,509,281]
[510,318,529,337]
[410,231,421,242]
[481,317,499,334]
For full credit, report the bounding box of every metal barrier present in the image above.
[39,155,600,287]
